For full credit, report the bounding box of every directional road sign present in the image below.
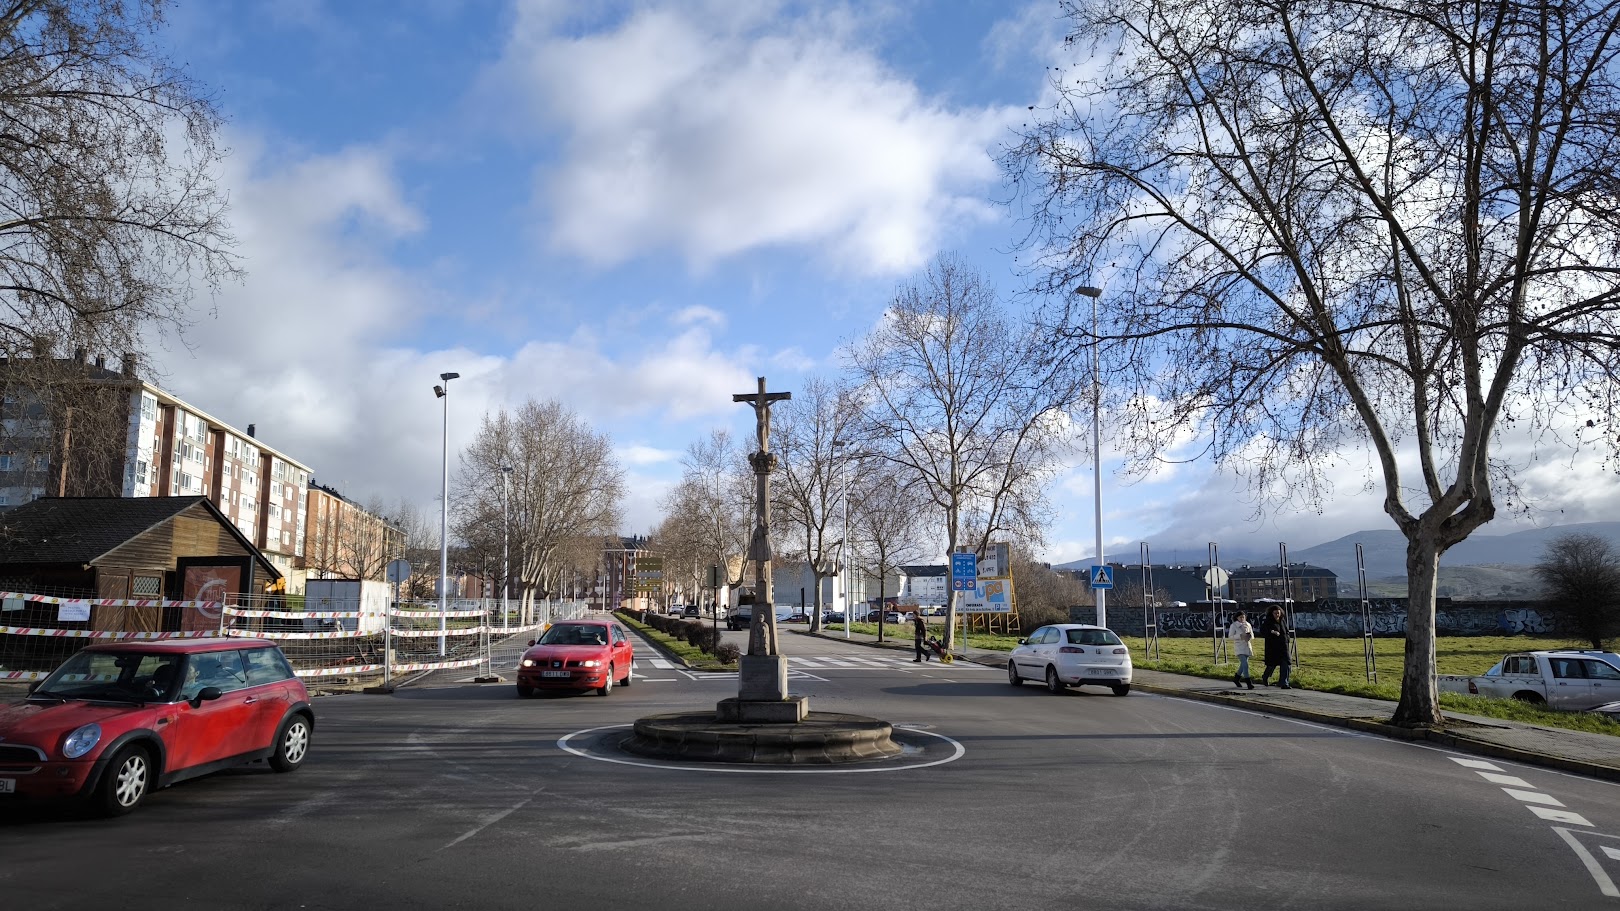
[1089,565,1114,590]
[951,552,978,591]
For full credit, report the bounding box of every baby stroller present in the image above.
[924,635,953,664]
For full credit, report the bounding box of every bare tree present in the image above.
[844,254,1072,648]
[388,497,439,602]
[1534,534,1620,650]
[847,455,927,644]
[772,377,859,632]
[1010,553,1088,632]
[455,400,624,622]
[0,0,238,363]
[1005,0,1620,726]
[663,430,753,606]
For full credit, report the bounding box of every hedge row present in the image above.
[623,610,741,663]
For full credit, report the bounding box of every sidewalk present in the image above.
[797,627,1620,783]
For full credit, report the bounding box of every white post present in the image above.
[843,478,851,638]
[501,465,512,631]
[435,372,459,657]
[1075,287,1107,630]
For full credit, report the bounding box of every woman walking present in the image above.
[1257,605,1293,689]
[1227,611,1255,689]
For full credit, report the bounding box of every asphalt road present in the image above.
[5,625,1620,910]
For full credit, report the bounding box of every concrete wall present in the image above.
[1073,598,1558,637]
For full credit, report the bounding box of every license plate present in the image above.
[1089,668,1113,675]
[541,671,570,678]
[0,779,14,794]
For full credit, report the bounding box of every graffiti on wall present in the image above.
[1109,600,1558,637]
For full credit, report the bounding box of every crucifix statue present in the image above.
[733,377,790,658]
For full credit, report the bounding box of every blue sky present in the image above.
[141,0,1616,566]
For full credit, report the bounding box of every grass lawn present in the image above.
[910,626,1620,737]
[616,612,737,671]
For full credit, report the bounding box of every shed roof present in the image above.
[0,496,279,580]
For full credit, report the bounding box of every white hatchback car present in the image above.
[1008,624,1133,696]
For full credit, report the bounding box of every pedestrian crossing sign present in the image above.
[1090,565,1114,590]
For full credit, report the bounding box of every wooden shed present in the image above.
[0,496,279,632]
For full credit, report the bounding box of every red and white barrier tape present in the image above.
[0,590,222,610]
[0,627,222,640]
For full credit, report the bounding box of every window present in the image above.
[281,530,291,546]
[140,394,157,422]
[242,647,294,685]
[222,463,231,478]
[0,493,7,506]
[271,481,282,497]
[1551,658,1586,679]
[1583,660,1620,681]
[135,459,148,485]
[270,504,281,520]
[180,650,249,699]
[32,454,46,471]
[0,454,11,471]
[1066,629,1123,646]
[132,576,162,596]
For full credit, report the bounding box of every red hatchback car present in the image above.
[0,638,314,816]
[516,620,634,697]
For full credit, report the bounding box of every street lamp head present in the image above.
[433,385,445,398]
[1075,285,1103,298]
[501,465,514,474]
[440,372,460,382]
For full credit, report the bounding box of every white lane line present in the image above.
[1604,846,1620,861]
[646,658,673,668]
[1502,788,1565,806]
[1530,806,1594,826]
[1554,828,1620,898]
[1477,772,1533,787]
[1450,757,1504,771]
[443,795,535,850]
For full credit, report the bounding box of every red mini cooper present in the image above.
[0,638,314,816]
[516,620,634,697]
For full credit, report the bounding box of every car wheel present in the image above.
[1045,666,1065,694]
[516,684,535,698]
[1513,690,1545,705]
[1111,684,1131,697]
[599,665,614,697]
[621,663,633,687]
[96,745,153,817]
[1008,662,1023,686]
[269,714,312,773]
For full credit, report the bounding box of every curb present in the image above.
[1130,681,1620,784]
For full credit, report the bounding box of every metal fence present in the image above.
[0,587,587,690]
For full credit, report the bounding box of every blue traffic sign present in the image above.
[951,552,978,591]
[1089,565,1114,590]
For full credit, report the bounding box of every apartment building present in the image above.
[0,352,311,588]
[303,482,403,581]
[1228,563,1339,602]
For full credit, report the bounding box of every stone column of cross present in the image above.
[733,377,790,657]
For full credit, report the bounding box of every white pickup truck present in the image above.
[1437,650,1620,710]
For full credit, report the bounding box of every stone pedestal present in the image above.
[715,695,809,723]
[737,654,790,701]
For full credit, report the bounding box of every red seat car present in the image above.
[0,638,314,816]
[516,620,633,697]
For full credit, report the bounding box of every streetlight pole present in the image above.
[833,440,852,638]
[501,464,513,629]
[1076,286,1106,629]
[434,372,459,657]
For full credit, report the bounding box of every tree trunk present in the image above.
[1392,534,1444,727]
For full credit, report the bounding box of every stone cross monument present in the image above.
[720,376,805,722]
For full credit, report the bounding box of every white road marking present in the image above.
[1502,788,1565,806]
[1449,757,1504,771]
[443,795,536,850]
[1477,772,1533,787]
[1554,828,1620,898]
[1604,846,1620,861]
[555,723,966,775]
[1530,806,1594,826]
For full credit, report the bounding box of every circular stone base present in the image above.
[622,711,902,764]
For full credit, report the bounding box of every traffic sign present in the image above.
[1089,565,1114,590]
[386,559,412,584]
[951,552,978,591]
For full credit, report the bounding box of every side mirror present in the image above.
[528,639,537,646]
[190,686,222,708]
[27,680,40,694]
[1017,638,1028,645]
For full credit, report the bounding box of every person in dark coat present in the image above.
[1257,605,1293,689]
[912,613,930,662]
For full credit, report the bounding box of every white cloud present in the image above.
[673,305,727,327]
[618,444,679,467]
[492,1,1019,274]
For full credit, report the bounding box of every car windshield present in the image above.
[538,624,608,646]
[1066,629,1123,646]
[36,650,180,702]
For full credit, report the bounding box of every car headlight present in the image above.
[521,658,537,667]
[580,659,599,668]
[62,722,102,759]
